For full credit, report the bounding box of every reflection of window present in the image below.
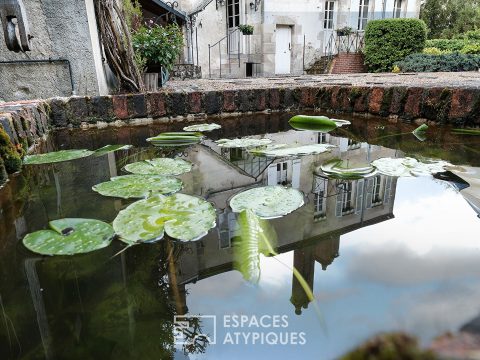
[372,175,382,203]
[277,162,288,184]
[342,182,353,213]
[317,132,328,144]
[324,1,335,30]
[358,0,369,30]
[393,0,402,18]
[313,176,328,221]
[336,181,355,217]
[218,211,238,249]
[227,0,240,28]
[347,138,361,150]
[230,148,246,161]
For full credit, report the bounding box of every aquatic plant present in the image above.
[216,138,272,148]
[92,175,182,199]
[23,218,114,255]
[113,193,216,244]
[147,132,203,147]
[320,159,376,180]
[230,186,304,219]
[452,128,480,135]
[412,124,429,142]
[183,123,221,132]
[124,157,192,176]
[249,144,335,158]
[93,144,133,157]
[289,115,351,132]
[372,157,452,177]
[24,149,94,165]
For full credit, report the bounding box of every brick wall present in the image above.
[330,53,367,74]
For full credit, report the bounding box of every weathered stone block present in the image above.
[223,91,237,112]
[0,114,18,143]
[267,88,280,110]
[89,96,114,121]
[112,95,129,120]
[187,92,202,114]
[421,88,451,122]
[449,89,476,119]
[204,91,222,114]
[146,93,166,118]
[389,87,408,114]
[127,94,147,118]
[368,87,384,115]
[403,88,424,119]
[49,98,69,127]
[352,87,370,113]
[254,89,267,111]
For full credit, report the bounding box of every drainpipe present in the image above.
[0,58,75,95]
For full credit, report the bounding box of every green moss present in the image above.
[0,157,7,184]
[0,127,22,173]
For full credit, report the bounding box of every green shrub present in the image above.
[425,38,469,52]
[461,43,480,54]
[395,53,480,72]
[456,29,480,41]
[132,23,184,71]
[423,47,449,55]
[364,19,427,73]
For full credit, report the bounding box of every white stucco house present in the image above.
[170,0,422,78]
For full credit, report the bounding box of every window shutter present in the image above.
[335,186,344,217]
[355,179,365,214]
[384,176,393,204]
[366,178,374,208]
[267,164,277,186]
[291,159,301,189]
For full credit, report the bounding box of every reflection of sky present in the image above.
[183,177,480,359]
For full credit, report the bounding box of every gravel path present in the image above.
[165,72,480,92]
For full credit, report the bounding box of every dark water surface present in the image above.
[1,113,480,360]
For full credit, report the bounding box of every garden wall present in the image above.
[1,84,479,180]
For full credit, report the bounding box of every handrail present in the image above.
[208,27,242,78]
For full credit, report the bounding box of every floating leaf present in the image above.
[216,138,273,148]
[23,218,114,256]
[24,150,94,165]
[234,209,278,283]
[230,186,304,219]
[320,159,376,179]
[92,175,182,199]
[412,124,428,142]
[113,193,216,244]
[93,144,133,157]
[452,128,480,135]
[124,158,192,176]
[249,144,335,158]
[372,157,452,177]
[147,132,203,147]
[183,123,221,132]
[289,115,351,132]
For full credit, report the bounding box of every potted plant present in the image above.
[132,22,184,87]
[238,24,254,35]
[336,26,353,36]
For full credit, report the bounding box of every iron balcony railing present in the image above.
[324,31,365,59]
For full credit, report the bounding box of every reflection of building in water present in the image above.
[178,130,399,315]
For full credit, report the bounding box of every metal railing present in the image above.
[324,31,365,60]
[208,28,241,78]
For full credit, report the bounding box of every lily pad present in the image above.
[216,138,273,148]
[372,157,452,177]
[230,186,304,219]
[113,193,216,244]
[23,218,114,256]
[183,123,221,132]
[147,132,203,147]
[93,144,133,157]
[452,128,480,135]
[124,158,193,176]
[412,124,428,142]
[24,149,94,165]
[289,115,351,132]
[249,144,335,158]
[92,175,183,199]
[320,159,376,179]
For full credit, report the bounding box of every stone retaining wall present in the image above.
[1,84,479,182]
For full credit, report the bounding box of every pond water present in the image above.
[1,113,480,359]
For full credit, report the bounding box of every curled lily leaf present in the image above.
[289,115,351,132]
[412,124,429,142]
[93,145,133,157]
[320,159,376,180]
[147,132,203,147]
[372,157,452,177]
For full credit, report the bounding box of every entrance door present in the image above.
[227,0,240,54]
[275,26,291,74]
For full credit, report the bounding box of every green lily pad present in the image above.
[92,175,183,199]
[230,186,304,219]
[452,128,480,135]
[23,218,114,256]
[147,132,203,147]
[289,115,350,132]
[124,158,193,176]
[24,149,94,165]
[113,193,216,244]
[412,124,429,142]
[93,145,133,157]
[249,144,335,158]
[320,159,376,179]
[372,157,452,177]
[216,138,273,148]
[183,123,221,132]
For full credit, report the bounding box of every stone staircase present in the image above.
[305,56,332,75]
[330,53,366,74]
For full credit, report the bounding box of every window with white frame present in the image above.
[342,182,353,213]
[372,175,383,204]
[276,162,288,184]
[317,132,328,144]
[227,0,240,29]
[324,1,335,30]
[313,176,328,220]
[358,0,370,30]
[393,0,403,18]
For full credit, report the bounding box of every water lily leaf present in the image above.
[23,218,114,256]
[320,159,376,179]
[124,158,192,176]
[24,150,94,165]
[230,186,304,219]
[289,115,350,132]
[147,132,203,147]
[452,128,480,135]
[93,144,133,157]
[216,138,273,148]
[92,175,182,199]
[372,157,452,177]
[183,123,221,132]
[113,193,216,244]
[249,144,335,158]
[234,209,278,283]
[412,124,428,142]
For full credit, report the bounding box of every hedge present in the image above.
[425,39,470,52]
[395,53,480,72]
[364,19,427,72]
